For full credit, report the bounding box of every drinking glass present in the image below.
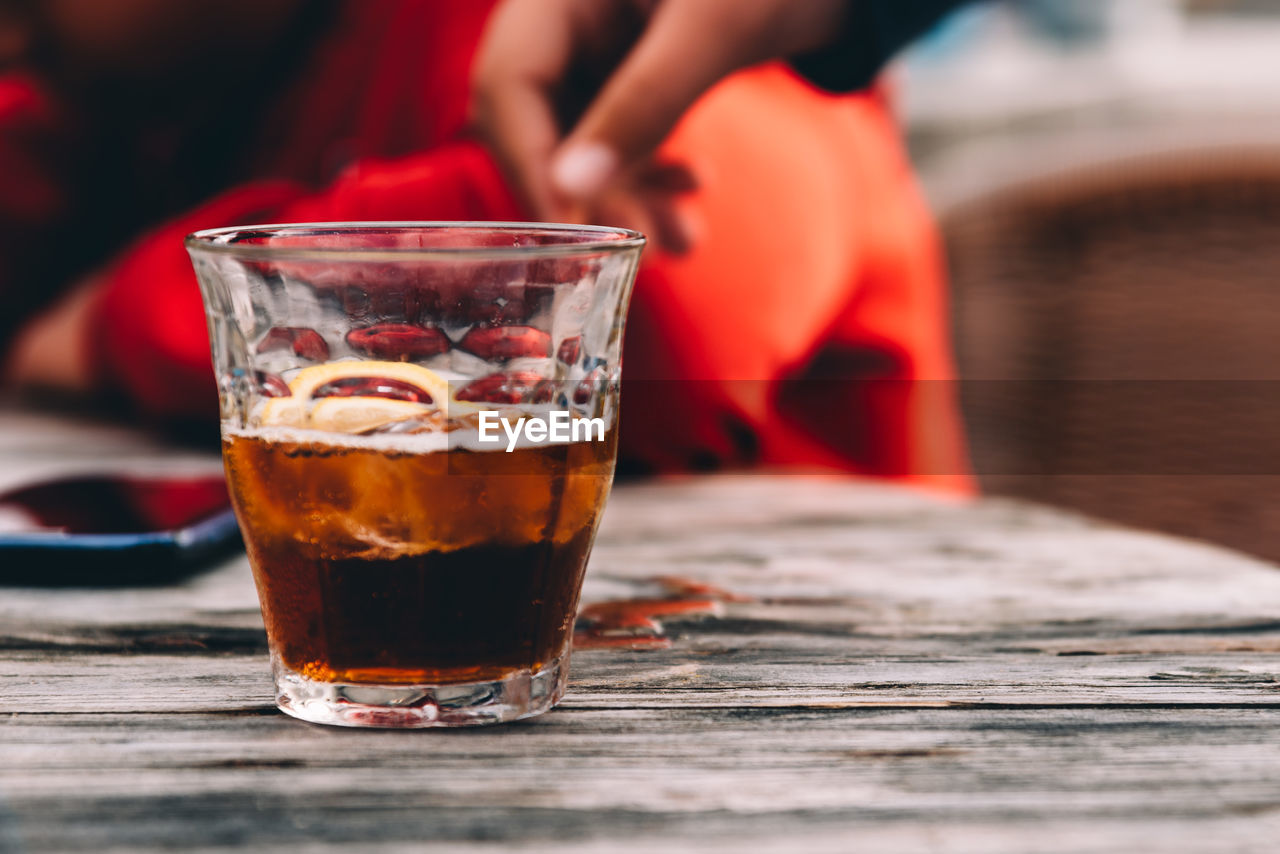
[186,222,643,727]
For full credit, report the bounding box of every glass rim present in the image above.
[185,221,646,262]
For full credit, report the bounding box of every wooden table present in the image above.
[4,409,1280,853]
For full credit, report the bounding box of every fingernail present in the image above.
[552,143,617,199]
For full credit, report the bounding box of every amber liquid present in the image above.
[222,429,616,684]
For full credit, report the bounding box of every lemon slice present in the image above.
[309,397,431,434]
[257,361,452,432]
[286,361,451,406]
[259,397,306,428]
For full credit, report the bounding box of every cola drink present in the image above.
[223,425,617,685]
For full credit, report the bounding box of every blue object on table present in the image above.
[0,474,242,587]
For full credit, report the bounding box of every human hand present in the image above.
[471,0,848,252]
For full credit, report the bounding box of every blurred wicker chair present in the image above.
[941,142,1280,563]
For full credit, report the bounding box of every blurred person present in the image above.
[0,0,969,490]
[473,0,967,220]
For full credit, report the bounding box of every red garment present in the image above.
[0,74,75,342]
[0,1,971,492]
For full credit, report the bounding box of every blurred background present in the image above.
[3,0,1279,564]
[903,0,1280,561]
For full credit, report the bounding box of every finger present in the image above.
[590,189,658,251]
[641,193,696,256]
[470,0,577,220]
[551,0,750,200]
[473,78,563,220]
[631,160,698,254]
[635,159,700,194]
[589,182,696,256]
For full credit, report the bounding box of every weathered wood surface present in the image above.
[4,408,1280,853]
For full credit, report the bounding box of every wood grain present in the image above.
[3,409,1280,853]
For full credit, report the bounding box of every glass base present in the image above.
[272,654,569,728]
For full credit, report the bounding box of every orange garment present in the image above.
[625,66,970,491]
[0,1,971,492]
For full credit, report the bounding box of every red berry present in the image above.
[256,327,331,361]
[346,323,450,360]
[574,367,605,405]
[460,326,552,360]
[456,372,551,404]
[556,336,582,365]
[255,371,291,398]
